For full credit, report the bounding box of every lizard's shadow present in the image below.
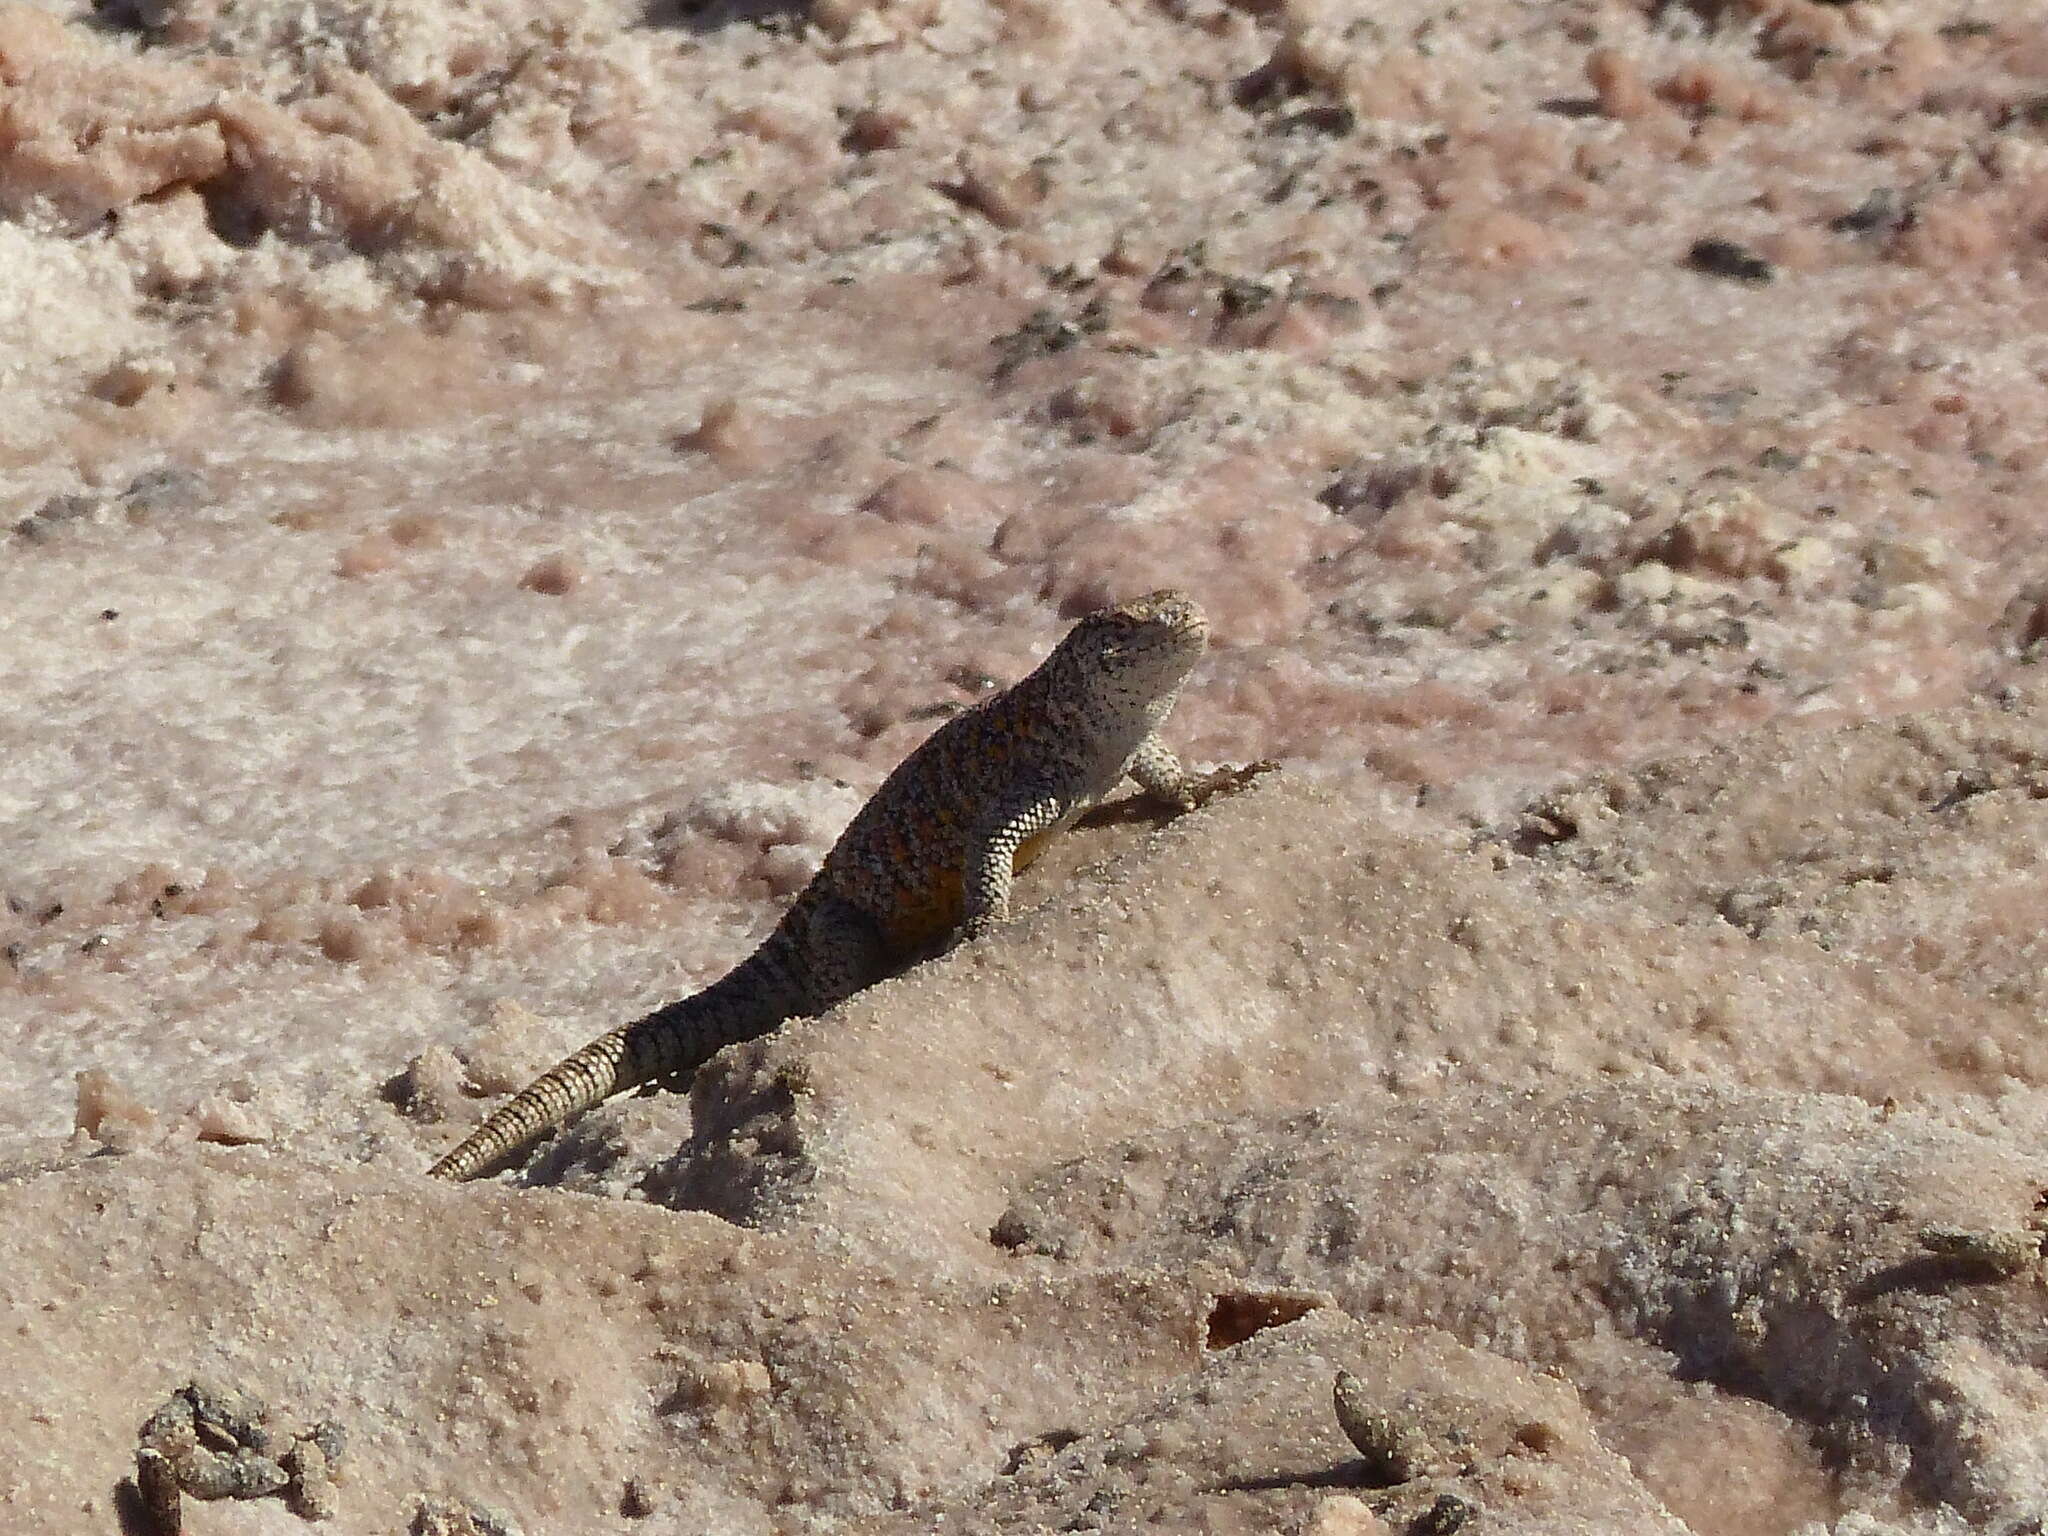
[1072,794,1189,832]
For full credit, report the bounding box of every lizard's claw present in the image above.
[1181,759,1281,809]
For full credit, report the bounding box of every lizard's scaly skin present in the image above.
[426,589,1235,1181]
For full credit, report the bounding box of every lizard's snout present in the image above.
[1125,587,1207,638]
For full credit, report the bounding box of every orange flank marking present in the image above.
[880,871,963,950]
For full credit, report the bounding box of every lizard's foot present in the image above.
[1168,759,1281,811]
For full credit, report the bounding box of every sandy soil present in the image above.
[7,0,2048,1530]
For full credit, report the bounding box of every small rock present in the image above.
[192,1097,272,1146]
[1333,1370,1433,1486]
[15,492,98,542]
[1918,1225,2041,1276]
[123,467,203,513]
[1412,1492,1477,1534]
[1309,1493,1396,1535]
[1830,188,1902,236]
[411,1496,525,1536]
[1686,238,1774,284]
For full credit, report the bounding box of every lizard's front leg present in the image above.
[959,792,1068,942]
[1127,733,1279,811]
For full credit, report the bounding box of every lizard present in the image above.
[425,587,1267,1181]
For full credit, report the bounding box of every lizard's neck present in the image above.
[1025,657,1188,764]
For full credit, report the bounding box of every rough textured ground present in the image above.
[7,0,2048,1531]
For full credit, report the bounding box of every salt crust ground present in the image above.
[10,0,2048,1530]
[15,739,2048,1534]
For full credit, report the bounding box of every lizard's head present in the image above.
[1057,588,1208,697]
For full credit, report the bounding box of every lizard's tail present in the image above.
[425,942,804,1183]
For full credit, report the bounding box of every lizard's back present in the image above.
[815,670,1093,953]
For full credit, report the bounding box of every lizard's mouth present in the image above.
[1164,606,1210,647]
